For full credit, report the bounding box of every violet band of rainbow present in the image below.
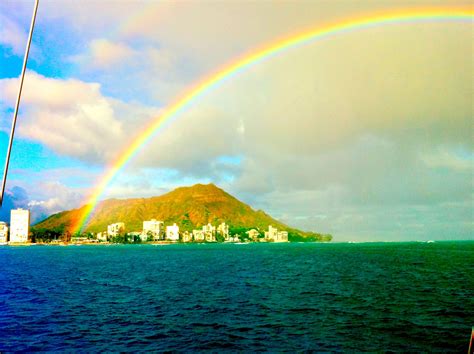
[71,8,473,234]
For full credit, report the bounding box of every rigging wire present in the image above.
[0,0,39,206]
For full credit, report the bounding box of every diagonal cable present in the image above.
[0,0,39,206]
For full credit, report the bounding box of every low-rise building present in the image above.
[97,231,107,242]
[229,235,240,242]
[246,229,260,242]
[276,231,288,242]
[205,232,215,242]
[166,223,179,241]
[10,208,30,243]
[193,230,205,242]
[143,219,163,241]
[107,222,125,237]
[182,231,192,243]
[0,222,8,243]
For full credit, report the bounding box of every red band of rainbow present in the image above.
[71,8,473,234]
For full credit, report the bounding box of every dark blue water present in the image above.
[0,242,472,352]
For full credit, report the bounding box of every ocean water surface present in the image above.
[0,242,472,351]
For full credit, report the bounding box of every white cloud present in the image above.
[0,13,27,56]
[0,182,83,224]
[420,148,473,172]
[29,181,83,216]
[70,40,192,104]
[72,38,136,69]
[1,1,472,240]
[0,71,160,164]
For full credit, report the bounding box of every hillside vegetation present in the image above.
[35,183,332,241]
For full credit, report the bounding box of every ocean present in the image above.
[0,242,472,352]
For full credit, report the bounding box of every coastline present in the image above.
[1,240,472,247]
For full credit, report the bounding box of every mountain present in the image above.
[35,183,331,241]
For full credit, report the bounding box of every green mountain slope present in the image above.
[35,183,331,241]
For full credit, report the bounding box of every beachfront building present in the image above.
[0,222,8,243]
[246,229,260,242]
[97,232,107,242]
[193,229,205,242]
[217,222,230,240]
[10,208,30,243]
[182,231,192,243]
[107,222,125,237]
[203,223,216,242]
[143,219,164,241]
[276,231,288,242]
[264,225,278,241]
[264,226,288,242]
[166,223,179,241]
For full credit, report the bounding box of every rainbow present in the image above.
[71,7,472,234]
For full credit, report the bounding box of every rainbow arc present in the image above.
[71,8,473,234]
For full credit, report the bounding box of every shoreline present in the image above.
[2,240,472,247]
[2,240,295,247]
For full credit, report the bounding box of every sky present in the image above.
[0,0,472,242]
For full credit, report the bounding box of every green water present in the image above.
[0,241,472,351]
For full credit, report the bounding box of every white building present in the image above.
[97,231,107,242]
[217,222,230,240]
[0,222,8,243]
[143,219,163,241]
[246,229,260,241]
[264,226,288,242]
[203,223,216,234]
[203,223,216,242]
[166,223,179,241]
[10,208,30,243]
[264,225,278,241]
[229,235,240,242]
[182,231,192,243]
[107,222,125,237]
[193,229,205,242]
[276,231,288,243]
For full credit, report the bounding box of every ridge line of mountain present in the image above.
[35,183,332,242]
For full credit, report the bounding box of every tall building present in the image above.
[10,208,30,243]
[166,223,179,241]
[203,223,216,242]
[265,225,278,241]
[264,226,288,242]
[0,222,8,243]
[143,219,164,241]
[107,222,125,237]
[217,222,230,240]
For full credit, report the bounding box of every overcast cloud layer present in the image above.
[0,1,472,241]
